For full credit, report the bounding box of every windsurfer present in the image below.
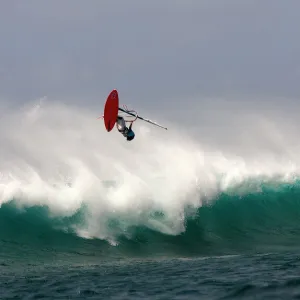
[116,115,135,141]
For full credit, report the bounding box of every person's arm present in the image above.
[129,122,133,130]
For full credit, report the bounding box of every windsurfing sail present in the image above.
[118,107,167,130]
[100,89,168,131]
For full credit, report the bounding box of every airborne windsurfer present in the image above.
[101,89,167,139]
[116,115,135,141]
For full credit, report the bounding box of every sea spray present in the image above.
[0,98,300,259]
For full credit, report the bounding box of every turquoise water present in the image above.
[2,181,300,299]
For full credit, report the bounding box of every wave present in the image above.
[1,98,300,262]
[2,179,300,263]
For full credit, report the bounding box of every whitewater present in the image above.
[1,96,300,259]
[3,96,300,299]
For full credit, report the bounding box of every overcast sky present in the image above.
[0,0,299,111]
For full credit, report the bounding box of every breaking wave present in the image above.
[1,97,300,263]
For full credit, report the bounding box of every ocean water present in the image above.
[1,100,300,299]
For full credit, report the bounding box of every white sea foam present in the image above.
[0,97,299,243]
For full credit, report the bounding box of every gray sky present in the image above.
[0,0,300,110]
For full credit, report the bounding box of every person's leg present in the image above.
[116,116,126,132]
